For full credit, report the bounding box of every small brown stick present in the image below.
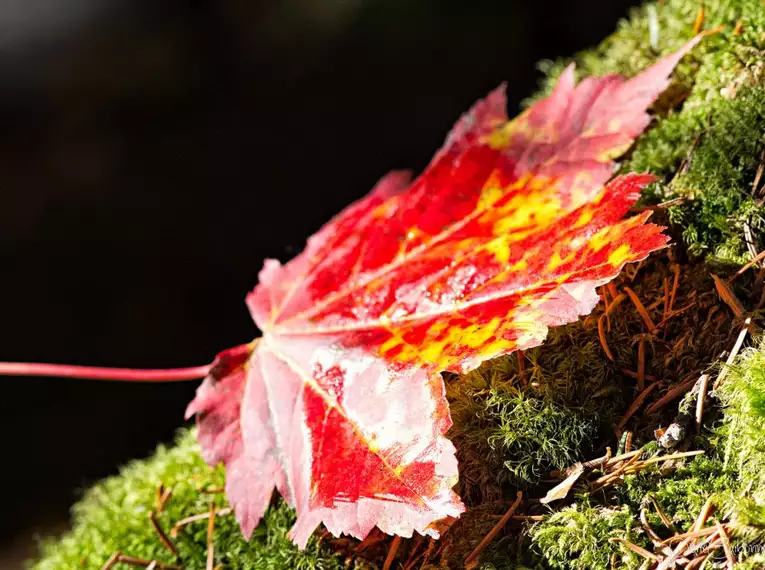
[712,275,745,316]
[617,382,659,430]
[199,486,224,494]
[149,512,179,557]
[171,507,233,536]
[648,495,677,533]
[694,373,711,429]
[730,249,765,282]
[116,555,181,570]
[637,339,647,391]
[714,316,753,390]
[624,286,657,331]
[100,551,121,570]
[693,2,705,34]
[608,537,658,561]
[715,521,735,569]
[624,432,632,454]
[598,315,615,361]
[464,491,523,568]
[382,536,402,570]
[207,499,216,570]
[644,375,698,415]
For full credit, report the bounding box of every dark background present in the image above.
[0,0,638,563]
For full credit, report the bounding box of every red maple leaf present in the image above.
[185,38,700,546]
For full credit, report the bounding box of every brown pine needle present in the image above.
[383,536,402,570]
[100,551,121,570]
[714,317,752,389]
[693,496,716,533]
[621,368,659,382]
[171,507,233,537]
[624,286,657,331]
[686,553,711,570]
[607,292,627,315]
[712,274,746,316]
[607,282,618,301]
[637,339,647,391]
[157,486,173,513]
[730,249,765,282]
[657,537,693,570]
[716,521,736,569]
[644,375,698,414]
[694,373,711,429]
[639,450,705,469]
[608,537,658,561]
[663,277,671,321]
[648,495,677,533]
[693,3,705,34]
[640,507,664,543]
[598,315,615,361]
[605,449,642,468]
[465,491,523,568]
[200,486,224,494]
[149,512,178,557]
[669,265,680,314]
[618,382,659,430]
[661,526,717,545]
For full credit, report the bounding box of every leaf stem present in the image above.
[0,361,210,381]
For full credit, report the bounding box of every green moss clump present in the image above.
[33,429,345,570]
[715,338,765,542]
[529,502,643,570]
[446,356,605,502]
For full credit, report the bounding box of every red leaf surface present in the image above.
[186,38,700,546]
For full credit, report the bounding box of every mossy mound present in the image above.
[33,430,347,570]
[32,0,765,568]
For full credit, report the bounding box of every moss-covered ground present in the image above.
[32,0,765,568]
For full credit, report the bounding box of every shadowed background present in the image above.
[0,0,637,564]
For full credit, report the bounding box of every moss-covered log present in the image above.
[33,0,765,568]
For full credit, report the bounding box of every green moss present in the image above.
[529,502,643,570]
[446,355,606,502]
[32,429,345,570]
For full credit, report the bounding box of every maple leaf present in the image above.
[186,38,700,547]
